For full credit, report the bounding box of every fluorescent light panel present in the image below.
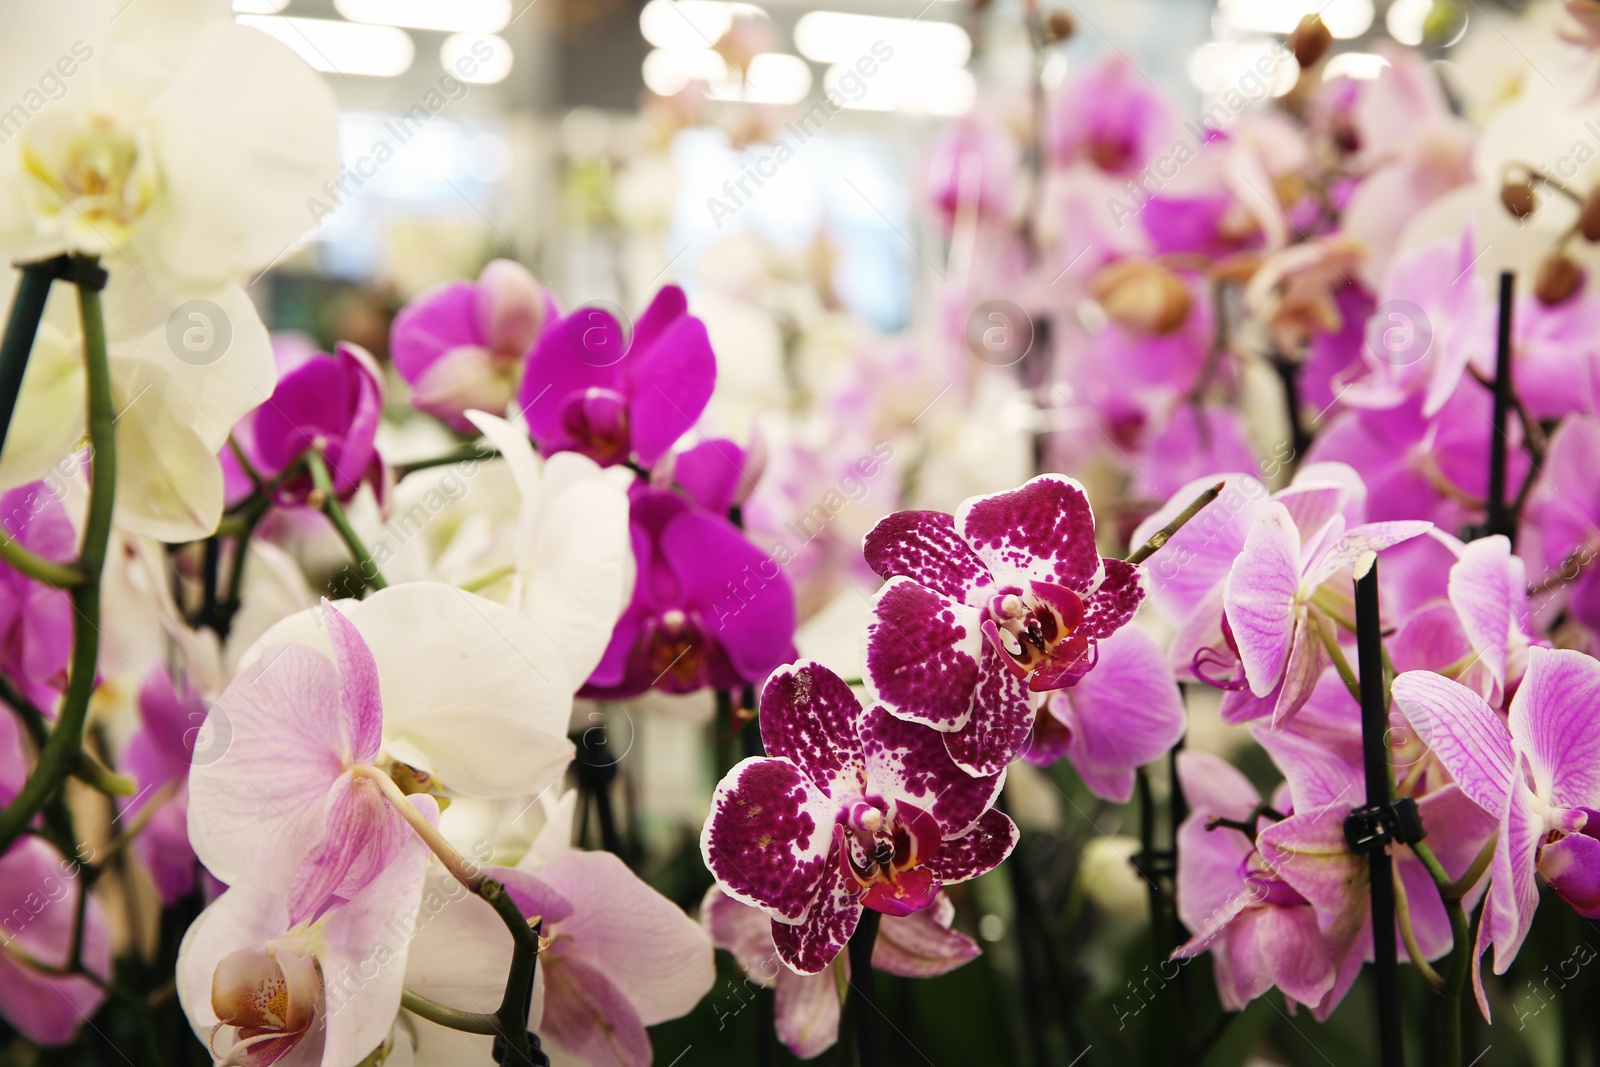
[795,11,970,67]
[237,16,417,77]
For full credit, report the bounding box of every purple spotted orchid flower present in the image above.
[582,484,795,700]
[390,259,557,432]
[0,480,75,711]
[702,885,979,1059]
[517,285,716,469]
[1393,649,1600,1016]
[863,474,1145,777]
[702,661,1016,974]
[226,338,385,507]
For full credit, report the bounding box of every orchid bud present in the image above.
[1580,186,1600,241]
[1289,14,1333,68]
[1093,259,1192,335]
[1045,11,1075,41]
[1500,181,1536,220]
[1536,253,1584,306]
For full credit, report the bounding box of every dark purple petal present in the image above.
[925,808,1017,883]
[864,577,982,731]
[772,837,863,975]
[858,704,1002,835]
[942,649,1035,777]
[702,757,838,923]
[863,510,993,601]
[956,474,1103,593]
[1080,558,1146,639]
[760,662,867,801]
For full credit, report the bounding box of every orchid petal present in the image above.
[956,474,1103,593]
[702,757,838,923]
[1391,670,1514,816]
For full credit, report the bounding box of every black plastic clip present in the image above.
[1342,796,1425,854]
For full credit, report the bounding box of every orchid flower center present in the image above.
[20,111,159,250]
[644,609,705,692]
[1241,851,1308,909]
[839,799,941,918]
[209,946,322,1067]
[560,387,630,466]
[980,580,1092,692]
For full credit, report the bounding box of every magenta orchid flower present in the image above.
[390,259,556,432]
[1045,53,1181,177]
[863,474,1144,776]
[227,338,385,506]
[582,485,795,699]
[122,669,207,905]
[0,480,75,710]
[517,285,716,469]
[1530,415,1600,633]
[0,712,112,1046]
[1393,649,1600,1013]
[701,885,979,1059]
[924,117,1018,231]
[702,661,1016,974]
[1027,625,1186,803]
[1223,501,1429,722]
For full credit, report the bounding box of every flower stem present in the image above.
[1125,481,1224,565]
[353,764,484,889]
[0,529,83,587]
[306,450,388,590]
[1413,839,1471,1066]
[0,258,115,858]
[400,989,502,1035]
[1314,611,1362,705]
[0,255,71,456]
[1392,862,1445,991]
[844,909,881,1067]
[395,444,500,477]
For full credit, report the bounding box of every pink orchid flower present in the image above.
[863,474,1144,775]
[701,886,979,1060]
[0,480,76,710]
[1393,649,1600,1016]
[1026,624,1186,803]
[703,661,1015,973]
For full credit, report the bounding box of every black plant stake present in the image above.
[0,255,75,456]
[1487,271,1515,543]
[844,909,882,1067]
[1344,556,1424,1067]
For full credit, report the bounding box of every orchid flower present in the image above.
[702,661,1016,973]
[1045,53,1182,178]
[1026,624,1186,803]
[0,0,337,541]
[122,669,207,904]
[1393,648,1600,1015]
[225,340,385,507]
[583,483,795,699]
[863,474,1144,776]
[0,480,75,710]
[701,886,979,1059]
[1529,415,1600,633]
[1223,500,1429,722]
[188,584,576,900]
[391,260,557,432]
[517,285,717,469]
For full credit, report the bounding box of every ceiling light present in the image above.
[442,33,514,83]
[236,16,416,77]
[335,0,513,34]
[795,11,970,67]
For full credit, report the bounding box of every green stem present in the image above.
[395,444,499,476]
[400,989,502,1035]
[0,260,115,857]
[0,677,136,796]
[1125,481,1224,565]
[0,256,69,456]
[0,530,83,587]
[1414,839,1470,1065]
[484,878,541,1063]
[307,450,387,590]
[1315,611,1362,705]
[1446,835,1496,901]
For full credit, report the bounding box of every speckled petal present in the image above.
[955,474,1103,593]
[702,758,838,923]
[942,650,1035,777]
[1080,558,1146,639]
[864,577,982,732]
[858,704,1002,836]
[863,510,994,601]
[761,661,868,802]
[924,808,1017,884]
[772,835,863,975]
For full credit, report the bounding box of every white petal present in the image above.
[109,358,224,541]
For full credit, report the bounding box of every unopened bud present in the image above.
[1580,186,1600,241]
[1045,11,1075,42]
[1500,181,1536,220]
[1290,14,1333,68]
[1093,259,1192,336]
[1536,254,1584,306]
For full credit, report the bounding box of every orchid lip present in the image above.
[980,579,1088,687]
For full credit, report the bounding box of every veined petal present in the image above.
[862,510,994,601]
[286,772,410,927]
[760,661,868,802]
[859,704,1002,835]
[1258,905,1336,1010]
[1131,472,1264,622]
[1257,805,1365,919]
[702,757,838,923]
[864,577,982,732]
[1508,647,1600,809]
[1391,670,1514,816]
[955,474,1104,593]
[1303,520,1433,590]
[322,601,382,763]
[771,840,862,975]
[1487,768,1543,973]
[1447,535,1521,692]
[1223,502,1302,698]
